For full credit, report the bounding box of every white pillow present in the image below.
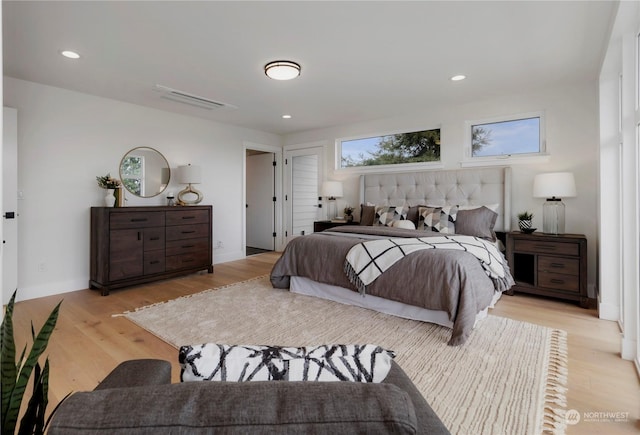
[392,220,416,230]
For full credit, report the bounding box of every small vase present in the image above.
[114,187,125,207]
[346,214,353,222]
[518,219,532,232]
[104,189,116,207]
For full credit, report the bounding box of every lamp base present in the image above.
[177,184,203,205]
[542,198,565,234]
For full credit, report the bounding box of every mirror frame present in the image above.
[119,146,171,198]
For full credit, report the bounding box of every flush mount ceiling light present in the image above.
[450,74,466,81]
[264,61,301,80]
[282,114,292,119]
[60,50,81,59]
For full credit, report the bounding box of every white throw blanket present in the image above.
[345,235,506,294]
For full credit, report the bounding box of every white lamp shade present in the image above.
[322,181,343,198]
[178,164,202,184]
[533,172,576,199]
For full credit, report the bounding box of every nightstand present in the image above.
[313,220,358,232]
[506,231,588,308]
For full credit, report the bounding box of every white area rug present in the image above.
[122,275,568,434]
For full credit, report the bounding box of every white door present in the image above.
[3,108,18,304]
[284,146,324,244]
[246,152,275,250]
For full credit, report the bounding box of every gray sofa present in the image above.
[48,359,450,434]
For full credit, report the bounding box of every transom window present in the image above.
[338,128,441,169]
[467,113,545,159]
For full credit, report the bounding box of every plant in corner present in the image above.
[1,290,65,435]
[517,211,534,232]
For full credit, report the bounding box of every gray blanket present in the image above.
[270,226,515,345]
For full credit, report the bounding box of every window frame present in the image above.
[335,126,443,173]
[462,111,549,167]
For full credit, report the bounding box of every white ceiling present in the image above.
[3,1,617,136]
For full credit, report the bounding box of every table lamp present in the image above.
[177,164,203,205]
[533,172,576,234]
[322,181,343,219]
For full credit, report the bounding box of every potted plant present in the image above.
[1,291,66,435]
[517,211,534,232]
[344,206,354,222]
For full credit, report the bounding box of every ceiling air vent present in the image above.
[153,84,236,110]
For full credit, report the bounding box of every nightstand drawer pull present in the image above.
[550,263,565,268]
[550,278,564,284]
[534,244,556,250]
[131,218,148,222]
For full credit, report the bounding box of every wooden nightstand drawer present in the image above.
[514,239,579,256]
[538,256,579,276]
[538,272,579,292]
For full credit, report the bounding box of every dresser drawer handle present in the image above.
[149,260,160,265]
[550,278,564,284]
[131,218,148,222]
[182,216,196,220]
[549,263,565,268]
[182,244,195,248]
[534,244,556,251]
[181,230,196,234]
[149,237,160,241]
[184,258,195,263]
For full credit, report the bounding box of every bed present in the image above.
[270,167,515,345]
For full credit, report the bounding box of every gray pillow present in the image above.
[455,206,498,241]
[359,204,376,226]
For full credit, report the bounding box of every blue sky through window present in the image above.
[472,117,540,157]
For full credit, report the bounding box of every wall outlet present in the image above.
[215,240,224,249]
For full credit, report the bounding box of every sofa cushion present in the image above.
[48,380,419,434]
[179,343,395,383]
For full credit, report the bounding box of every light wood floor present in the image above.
[10,252,639,434]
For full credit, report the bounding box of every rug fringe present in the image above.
[112,274,270,317]
[541,329,569,434]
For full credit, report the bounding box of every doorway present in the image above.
[245,146,278,256]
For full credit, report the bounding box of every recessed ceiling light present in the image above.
[265,61,301,80]
[61,50,81,59]
[282,115,292,119]
[450,75,466,81]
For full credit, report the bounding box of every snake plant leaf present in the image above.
[1,295,61,435]
[17,359,49,435]
[1,291,18,432]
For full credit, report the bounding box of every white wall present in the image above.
[3,77,281,301]
[284,82,600,297]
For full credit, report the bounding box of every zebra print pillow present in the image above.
[179,344,395,383]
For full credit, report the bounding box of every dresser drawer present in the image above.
[166,209,210,226]
[538,272,579,292]
[166,251,210,271]
[110,211,165,229]
[538,256,579,276]
[144,250,165,275]
[166,237,209,256]
[143,228,165,251]
[166,223,210,241]
[514,239,579,256]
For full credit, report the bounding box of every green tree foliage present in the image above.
[471,126,492,155]
[342,129,440,167]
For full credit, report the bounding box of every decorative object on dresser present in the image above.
[177,164,203,205]
[517,211,535,233]
[506,231,588,307]
[533,172,576,234]
[90,206,213,295]
[322,180,343,219]
[96,173,122,207]
[344,205,354,222]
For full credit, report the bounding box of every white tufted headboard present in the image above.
[359,167,512,232]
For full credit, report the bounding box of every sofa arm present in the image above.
[94,359,171,391]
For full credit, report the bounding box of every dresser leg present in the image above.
[579,297,589,309]
[208,265,214,274]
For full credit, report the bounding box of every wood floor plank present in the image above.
[8,251,639,433]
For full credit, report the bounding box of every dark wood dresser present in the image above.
[506,231,588,307]
[90,206,213,295]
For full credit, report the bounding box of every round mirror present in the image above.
[119,147,170,198]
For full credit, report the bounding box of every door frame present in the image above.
[243,142,283,254]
